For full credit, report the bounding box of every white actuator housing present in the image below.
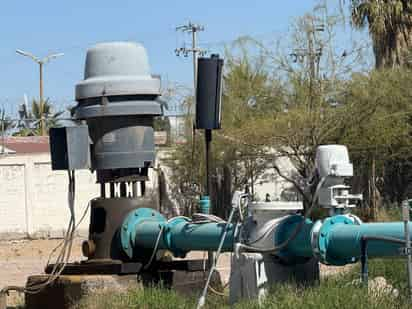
[315,145,362,209]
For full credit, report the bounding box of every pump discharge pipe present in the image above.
[120,208,235,262]
[119,208,412,268]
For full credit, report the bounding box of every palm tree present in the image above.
[350,0,412,68]
[0,109,13,134]
[14,99,63,136]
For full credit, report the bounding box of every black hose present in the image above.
[240,177,326,254]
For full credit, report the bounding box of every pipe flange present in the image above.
[120,208,165,259]
[316,215,355,265]
[310,219,323,259]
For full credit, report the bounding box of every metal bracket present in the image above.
[399,247,412,256]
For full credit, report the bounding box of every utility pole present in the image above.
[16,49,64,136]
[176,22,215,270]
[289,17,324,112]
[175,22,206,119]
[175,21,207,190]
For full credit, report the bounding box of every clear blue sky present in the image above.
[0,0,365,114]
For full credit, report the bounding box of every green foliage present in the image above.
[76,286,222,309]
[238,279,402,309]
[166,39,279,214]
[77,259,411,309]
[168,3,412,214]
[340,69,412,155]
[360,258,409,296]
[14,98,63,136]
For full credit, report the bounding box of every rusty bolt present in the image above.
[82,240,96,258]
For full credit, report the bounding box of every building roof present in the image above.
[0,132,178,155]
[0,136,50,154]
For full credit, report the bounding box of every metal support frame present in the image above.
[360,236,408,286]
[360,202,412,301]
[403,201,412,301]
[45,259,210,276]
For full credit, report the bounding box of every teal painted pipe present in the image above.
[134,218,235,257]
[199,196,211,214]
[283,215,412,265]
[121,208,235,259]
[326,222,411,260]
[274,215,314,260]
[122,209,411,266]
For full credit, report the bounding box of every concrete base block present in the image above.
[25,274,140,309]
[25,270,223,309]
[229,253,319,304]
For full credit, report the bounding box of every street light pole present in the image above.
[16,49,64,136]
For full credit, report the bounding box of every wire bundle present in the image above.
[1,170,90,296]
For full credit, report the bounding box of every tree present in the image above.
[0,109,13,153]
[350,0,412,68]
[14,98,63,136]
[223,10,368,206]
[0,109,13,135]
[339,68,412,212]
[165,38,281,216]
[349,0,412,212]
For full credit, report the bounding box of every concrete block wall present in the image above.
[0,150,295,240]
[0,153,99,239]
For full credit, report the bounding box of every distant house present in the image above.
[0,136,50,155]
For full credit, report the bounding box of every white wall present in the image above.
[0,153,100,239]
[0,150,296,239]
[0,152,163,239]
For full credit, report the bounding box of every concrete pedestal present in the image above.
[229,253,319,304]
[25,275,140,309]
[24,270,222,309]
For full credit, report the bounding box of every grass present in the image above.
[76,257,412,309]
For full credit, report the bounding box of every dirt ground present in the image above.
[0,238,352,307]
[0,237,349,286]
[0,238,233,288]
[0,238,85,288]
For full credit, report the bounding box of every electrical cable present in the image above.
[192,213,226,224]
[25,170,76,293]
[143,225,165,270]
[1,170,77,296]
[246,220,283,245]
[46,199,90,267]
[142,213,227,270]
[195,194,245,309]
[239,177,326,253]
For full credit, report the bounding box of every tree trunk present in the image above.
[370,155,377,220]
[373,23,412,69]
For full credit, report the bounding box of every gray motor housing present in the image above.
[73,42,162,172]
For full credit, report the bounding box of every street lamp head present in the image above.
[42,53,64,64]
[16,49,64,64]
[16,49,40,63]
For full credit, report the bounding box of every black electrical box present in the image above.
[49,125,91,170]
[196,55,224,130]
